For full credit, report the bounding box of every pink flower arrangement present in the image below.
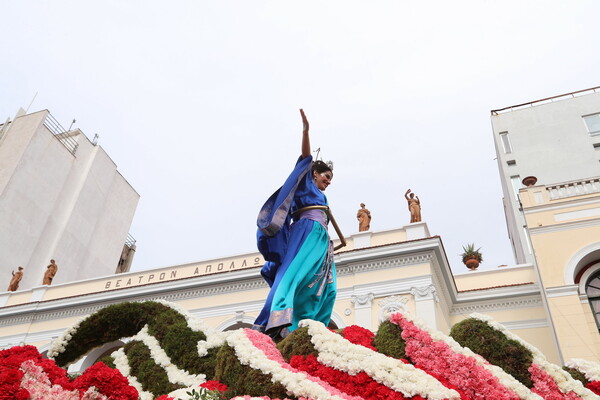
[390,313,523,400]
[528,364,583,400]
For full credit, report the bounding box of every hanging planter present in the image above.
[461,243,483,270]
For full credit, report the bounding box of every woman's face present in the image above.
[313,170,333,191]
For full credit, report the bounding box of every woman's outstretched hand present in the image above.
[301,109,311,158]
[300,108,309,134]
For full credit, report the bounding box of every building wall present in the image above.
[491,88,600,365]
[0,110,139,291]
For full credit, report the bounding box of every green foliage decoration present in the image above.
[147,307,217,377]
[449,317,534,387]
[563,366,589,385]
[373,320,407,360]
[54,301,173,366]
[277,327,317,362]
[125,340,184,395]
[97,354,116,369]
[213,344,288,399]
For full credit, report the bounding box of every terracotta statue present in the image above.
[7,267,24,292]
[405,189,421,223]
[356,203,371,232]
[43,259,58,285]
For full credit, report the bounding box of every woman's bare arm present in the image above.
[300,109,310,159]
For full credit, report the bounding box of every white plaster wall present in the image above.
[492,93,600,185]
[491,91,600,265]
[0,111,139,290]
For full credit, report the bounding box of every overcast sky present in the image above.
[1,1,599,274]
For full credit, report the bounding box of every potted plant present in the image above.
[461,243,483,270]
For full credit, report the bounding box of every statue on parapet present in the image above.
[357,203,371,232]
[43,259,58,285]
[405,189,421,223]
[7,267,24,292]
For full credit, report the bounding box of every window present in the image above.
[499,132,512,153]
[510,175,522,200]
[586,270,600,331]
[507,160,516,166]
[583,113,600,136]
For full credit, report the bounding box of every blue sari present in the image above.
[254,155,336,336]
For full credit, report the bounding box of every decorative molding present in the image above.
[450,296,542,316]
[564,242,600,285]
[546,285,579,298]
[336,253,434,277]
[502,319,549,330]
[378,295,409,322]
[351,293,374,307]
[410,285,439,303]
[529,217,600,236]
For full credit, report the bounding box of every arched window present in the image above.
[586,270,600,331]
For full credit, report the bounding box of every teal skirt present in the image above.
[265,218,337,333]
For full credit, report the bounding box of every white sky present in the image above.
[1,1,599,273]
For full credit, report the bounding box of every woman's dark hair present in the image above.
[312,160,333,175]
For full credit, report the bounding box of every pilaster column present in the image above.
[350,293,374,329]
[410,284,439,329]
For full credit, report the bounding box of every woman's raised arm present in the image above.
[300,109,310,159]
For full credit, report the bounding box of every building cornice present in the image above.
[528,217,600,235]
[450,295,543,316]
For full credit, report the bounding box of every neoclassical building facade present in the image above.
[0,222,564,372]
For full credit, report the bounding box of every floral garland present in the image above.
[470,314,597,400]
[299,319,459,400]
[389,312,543,400]
[227,327,360,400]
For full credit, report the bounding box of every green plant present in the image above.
[373,320,407,360]
[177,388,226,400]
[461,243,483,263]
[450,318,533,387]
[563,366,589,385]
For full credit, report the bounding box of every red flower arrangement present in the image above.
[586,381,600,396]
[340,325,377,351]
[201,380,228,392]
[290,354,428,400]
[72,362,138,400]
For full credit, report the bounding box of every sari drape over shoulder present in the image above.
[254,155,337,336]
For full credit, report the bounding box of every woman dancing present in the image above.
[253,109,336,338]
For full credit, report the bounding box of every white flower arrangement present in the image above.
[226,328,354,400]
[47,315,87,360]
[131,324,206,386]
[566,359,600,382]
[470,313,598,400]
[397,312,544,400]
[299,319,459,400]
[111,347,154,400]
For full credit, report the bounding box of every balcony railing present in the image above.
[491,86,600,115]
[43,113,79,156]
[546,177,600,200]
